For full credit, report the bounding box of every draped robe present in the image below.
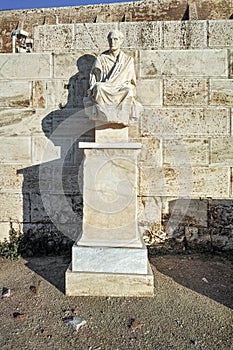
[84,50,142,125]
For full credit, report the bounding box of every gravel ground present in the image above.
[0,253,232,350]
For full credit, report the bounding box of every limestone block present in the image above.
[54,53,85,79]
[189,166,230,197]
[53,54,97,108]
[29,108,56,135]
[30,193,82,225]
[128,124,140,139]
[54,55,96,108]
[31,135,60,164]
[164,138,209,166]
[95,123,128,143]
[138,196,162,229]
[211,137,233,165]
[66,263,154,297]
[208,20,233,48]
[0,164,24,192]
[140,166,229,197]
[75,23,118,51]
[141,107,230,137]
[161,196,179,215]
[54,165,80,194]
[209,79,233,106]
[163,21,207,49]
[0,81,30,108]
[0,193,28,222]
[46,80,69,108]
[167,199,208,227]
[139,50,227,78]
[32,81,46,109]
[132,137,162,166]
[119,22,162,49]
[0,54,52,79]
[45,109,94,138]
[0,108,35,133]
[44,109,74,137]
[34,24,74,52]
[53,137,75,165]
[140,166,192,197]
[0,137,31,163]
[192,166,230,197]
[19,164,52,193]
[0,108,54,137]
[164,79,208,106]
[136,79,162,106]
[20,164,81,195]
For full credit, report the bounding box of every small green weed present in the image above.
[0,224,22,260]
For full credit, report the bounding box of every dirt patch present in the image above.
[0,253,232,350]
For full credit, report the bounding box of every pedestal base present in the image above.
[72,240,148,274]
[65,263,154,297]
[66,140,153,296]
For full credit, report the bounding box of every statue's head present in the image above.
[107,30,124,51]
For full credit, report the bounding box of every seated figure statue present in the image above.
[83,30,142,126]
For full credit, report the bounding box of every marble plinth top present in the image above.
[79,142,141,149]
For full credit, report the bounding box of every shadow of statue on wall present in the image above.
[18,54,95,268]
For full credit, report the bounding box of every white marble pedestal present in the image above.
[66,139,154,296]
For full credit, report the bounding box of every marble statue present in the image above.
[83,30,142,125]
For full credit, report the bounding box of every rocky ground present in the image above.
[0,252,232,350]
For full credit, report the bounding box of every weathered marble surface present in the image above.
[78,143,141,246]
[69,138,153,296]
[85,30,142,126]
[72,244,148,274]
[95,123,129,143]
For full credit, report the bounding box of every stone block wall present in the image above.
[1,0,233,53]
[0,52,94,254]
[1,19,233,252]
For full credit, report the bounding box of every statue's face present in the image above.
[108,33,123,51]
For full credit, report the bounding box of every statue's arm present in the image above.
[90,67,101,88]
